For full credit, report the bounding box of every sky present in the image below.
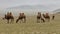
[0,0,60,11]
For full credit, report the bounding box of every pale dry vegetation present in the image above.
[0,14,60,34]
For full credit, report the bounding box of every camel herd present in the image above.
[2,12,55,23]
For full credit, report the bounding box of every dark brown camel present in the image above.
[16,13,26,23]
[3,12,14,23]
[52,14,55,20]
[42,13,50,22]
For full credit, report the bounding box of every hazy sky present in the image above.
[0,0,60,11]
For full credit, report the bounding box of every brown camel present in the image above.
[3,12,14,23]
[16,13,26,23]
[42,13,50,22]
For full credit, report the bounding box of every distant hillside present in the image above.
[7,5,49,10]
[0,5,49,16]
[53,9,60,14]
[1,5,60,16]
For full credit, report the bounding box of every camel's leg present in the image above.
[52,16,55,20]
[16,19,20,23]
[37,19,40,23]
[48,17,50,22]
[48,19,50,22]
[23,18,26,23]
[41,18,45,23]
[7,19,9,24]
[11,19,14,24]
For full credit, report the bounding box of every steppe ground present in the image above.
[0,14,60,34]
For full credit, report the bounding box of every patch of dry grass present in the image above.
[0,15,60,34]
